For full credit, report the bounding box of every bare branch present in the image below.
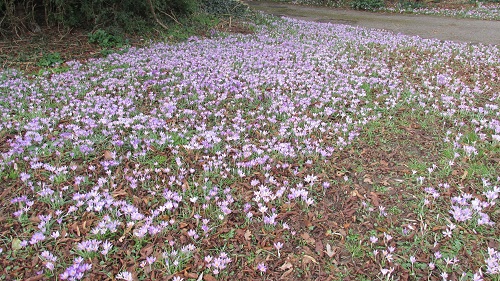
[158,9,183,26]
[146,0,169,30]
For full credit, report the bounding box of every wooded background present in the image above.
[0,0,248,37]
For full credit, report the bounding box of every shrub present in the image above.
[1,0,252,38]
[200,0,249,17]
[1,0,202,37]
[37,52,63,67]
[397,0,426,10]
[350,0,384,10]
[88,29,126,48]
[159,0,199,16]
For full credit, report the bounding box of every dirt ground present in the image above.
[245,1,500,45]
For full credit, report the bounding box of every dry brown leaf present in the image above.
[203,274,217,281]
[119,223,134,242]
[158,214,170,221]
[182,179,189,191]
[350,189,363,198]
[112,189,128,198]
[280,268,294,279]
[103,150,113,160]
[302,254,318,265]
[184,272,198,279]
[244,229,252,241]
[25,275,45,281]
[461,170,468,180]
[300,232,315,244]
[315,239,324,257]
[370,192,380,207]
[279,261,293,271]
[29,216,41,223]
[325,243,336,258]
[140,244,154,258]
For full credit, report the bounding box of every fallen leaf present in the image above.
[315,239,324,257]
[300,232,315,244]
[302,254,318,265]
[11,238,22,251]
[119,223,134,242]
[182,179,189,191]
[29,216,41,223]
[280,268,294,279]
[25,275,45,281]
[432,226,446,232]
[184,272,198,279]
[140,244,153,258]
[400,269,409,281]
[350,189,363,199]
[461,170,468,180]
[112,189,128,198]
[325,243,336,258]
[203,274,217,281]
[370,192,380,207]
[244,229,252,241]
[279,261,293,271]
[158,214,170,221]
[103,150,113,160]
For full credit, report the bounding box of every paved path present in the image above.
[245,1,500,45]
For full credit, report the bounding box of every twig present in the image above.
[58,27,73,41]
[158,10,183,26]
[146,0,169,30]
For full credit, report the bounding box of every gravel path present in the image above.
[245,1,500,45]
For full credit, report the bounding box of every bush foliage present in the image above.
[200,0,249,17]
[350,0,385,10]
[0,0,248,37]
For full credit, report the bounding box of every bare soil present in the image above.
[245,0,500,45]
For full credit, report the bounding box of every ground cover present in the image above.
[0,15,499,281]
